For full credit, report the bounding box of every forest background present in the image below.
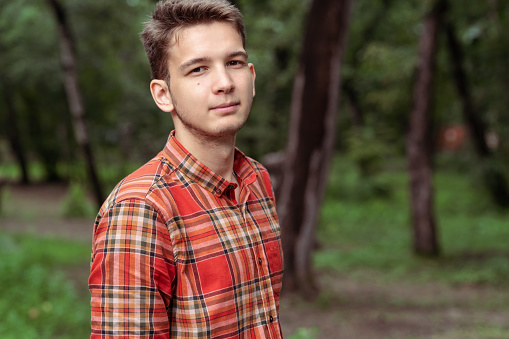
[1,0,509,338]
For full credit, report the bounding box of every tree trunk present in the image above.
[407,0,445,256]
[278,0,353,295]
[46,0,104,208]
[1,80,30,184]
[444,17,509,208]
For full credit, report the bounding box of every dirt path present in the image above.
[2,183,509,338]
[280,271,509,338]
[0,183,93,242]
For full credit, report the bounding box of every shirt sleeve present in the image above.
[89,199,175,338]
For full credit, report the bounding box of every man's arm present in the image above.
[89,199,175,338]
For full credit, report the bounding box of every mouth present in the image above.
[210,101,240,114]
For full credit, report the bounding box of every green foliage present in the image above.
[0,0,308,176]
[317,155,509,286]
[0,232,90,338]
[345,127,387,176]
[60,182,96,218]
[325,152,401,202]
[0,0,170,180]
[341,121,399,201]
[2,0,509,195]
[340,0,425,151]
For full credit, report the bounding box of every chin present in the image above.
[210,123,244,137]
[210,116,248,136]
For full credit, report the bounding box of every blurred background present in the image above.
[1,0,509,338]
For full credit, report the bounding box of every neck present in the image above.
[174,128,237,182]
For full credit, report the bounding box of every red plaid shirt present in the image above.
[89,131,284,338]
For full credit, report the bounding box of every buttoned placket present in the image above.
[234,183,279,337]
[220,172,279,337]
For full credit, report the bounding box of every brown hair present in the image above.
[141,0,246,81]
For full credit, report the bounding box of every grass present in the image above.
[0,232,91,339]
[315,155,509,286]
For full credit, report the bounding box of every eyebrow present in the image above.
[179,57,211,72]
[178,51,249,72]
[228,51,249,60]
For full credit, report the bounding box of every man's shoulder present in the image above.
[104,154,176,209]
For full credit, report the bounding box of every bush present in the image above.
[60,182,96,218]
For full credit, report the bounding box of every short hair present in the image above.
[141,0,246,81]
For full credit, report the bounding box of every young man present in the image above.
[88,0,284,338]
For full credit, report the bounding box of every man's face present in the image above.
[165,22,256,139]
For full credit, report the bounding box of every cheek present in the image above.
[235,75,253,92]
[244,73,255,94]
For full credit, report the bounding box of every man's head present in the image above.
[144,1,255,141]
[141,0,246,82]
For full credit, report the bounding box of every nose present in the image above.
[212,67,235,94]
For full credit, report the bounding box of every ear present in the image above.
[249,63,256,97]
[150,79,174,112]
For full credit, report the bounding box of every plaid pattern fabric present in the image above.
[89,131,284,338]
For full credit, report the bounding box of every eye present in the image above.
[190,66,206,74]
[227,60,244,67]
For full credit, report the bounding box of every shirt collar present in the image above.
[162,131,258,197]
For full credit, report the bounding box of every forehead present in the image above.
[167,22,243,59]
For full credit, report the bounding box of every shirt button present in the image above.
[270,315,274,322]
[258,258,262,265]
